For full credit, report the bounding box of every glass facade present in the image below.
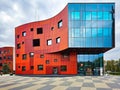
[77,54,103,76]
[68,3,115,76]
[68,3,114,48]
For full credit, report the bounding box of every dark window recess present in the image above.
[40,54,44,58]
[29,52,34,57]
[22,41,24,44]
[30,66,34,70]
[17,43,21,49]
[22,66,26,71]
[22,31,26,36]
[22,54,27,60]
[17,35,19,38]
[0,63,2,66]
[38,65,43,70]
[54,59,58,62]
[30,28,34,31]
[8,56,11,59]
[58,20,63,28]
[51,27,54,30]
[16,54,19,57]
[56,37,60,43]
[0,57,2,60]
[0,51,1,54]
[18,66,20,68]
[61,65,67,71]
[3,56,6,59]
[46,60,50,64]
[33,39,40,46]
[37,28,43,34]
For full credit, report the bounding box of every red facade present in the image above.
[0,47,13,72]
[15,6,77,75]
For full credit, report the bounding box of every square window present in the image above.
[16,54,19,57]
[61,65,67,71]
[33,39,40,46]
[22,66,26,71]
[58,20,62,28]
[22,54,27,60]
[29,52,34,57]
[30,28,33,31]
[56,37,60,43]
[40,54,44,58]
[47,39,52,46]
[38,65,43,70]
[54,59,58,62]
[22,31,26,36]
[37,28,43,34]
[18,66,20,68]
[46,60,50,64]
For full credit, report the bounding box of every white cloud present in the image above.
[0,0,120,60]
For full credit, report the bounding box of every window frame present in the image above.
[47,39,52,46]
[58,20,63,28]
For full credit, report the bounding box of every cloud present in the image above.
[0,0,120,60]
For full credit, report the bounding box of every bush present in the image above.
[2,64,10,74]
[109,72,120,75]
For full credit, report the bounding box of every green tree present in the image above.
[2,64,10,74]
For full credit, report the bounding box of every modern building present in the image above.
[0,47,14,73]
[15,3,115,76]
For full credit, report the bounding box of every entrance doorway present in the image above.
[53,67,58,74]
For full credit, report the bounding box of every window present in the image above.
[22,41,24,44]
[51,27,54,30]
[16,54,19,57]
[40,54,44,58]
[56,37,60,43]
[3,56,6,59]
[0,51,1,54]
[33,39,40,46]
[61,65,67,71]
[47,39,52,46]
[37,28,43,34]
[62,53,69,58]
[18,66,20,68]
[0,63,2,66]
[38,65,43,70]
[22,31,26,36]
[46,60,50,64]
[0,57,2,60]
[30,28,33,31]
[17,43,21,49]
[54,59,58,62]
[17,35,19,38]
[86,12,91,20]
[71,12,80,20]
[30,66,34,70]
[22,66,26,71]
[29,52,34,57]
[22,54,27,60]
[8,56,12,59]
[58,20,62,28]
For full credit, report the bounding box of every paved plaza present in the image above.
[0,75,120,90]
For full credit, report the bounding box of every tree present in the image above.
[2,64,10,74]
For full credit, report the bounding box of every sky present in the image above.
[0,0,120,60]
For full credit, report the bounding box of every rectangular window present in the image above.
[8,56,12,59]
[47,39,52,46]
[4,56,6,59]
[16,54,19,57]
[37,28,43,34]
[17,43,21,49]
[17,35,19,38]
[86,12,91,20]
[46,60,50,64]
[29,52,34,57]
[30,66,34,70]
[71,12,80,20]
[22,54,27,60]
[0,63,2,66]
[38,65,43,70]
[62,53,69,58]
[33,39,40,46]
[30,28,33,31]
[18,66,20,68]
[0,57,2,60]
[58,20,62,28]
[40,54,44,58]
[22,66,26,71]
[56,37,60,43]
[22,31,26,36]
[61,65,67,71]
[0,51,1,54]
